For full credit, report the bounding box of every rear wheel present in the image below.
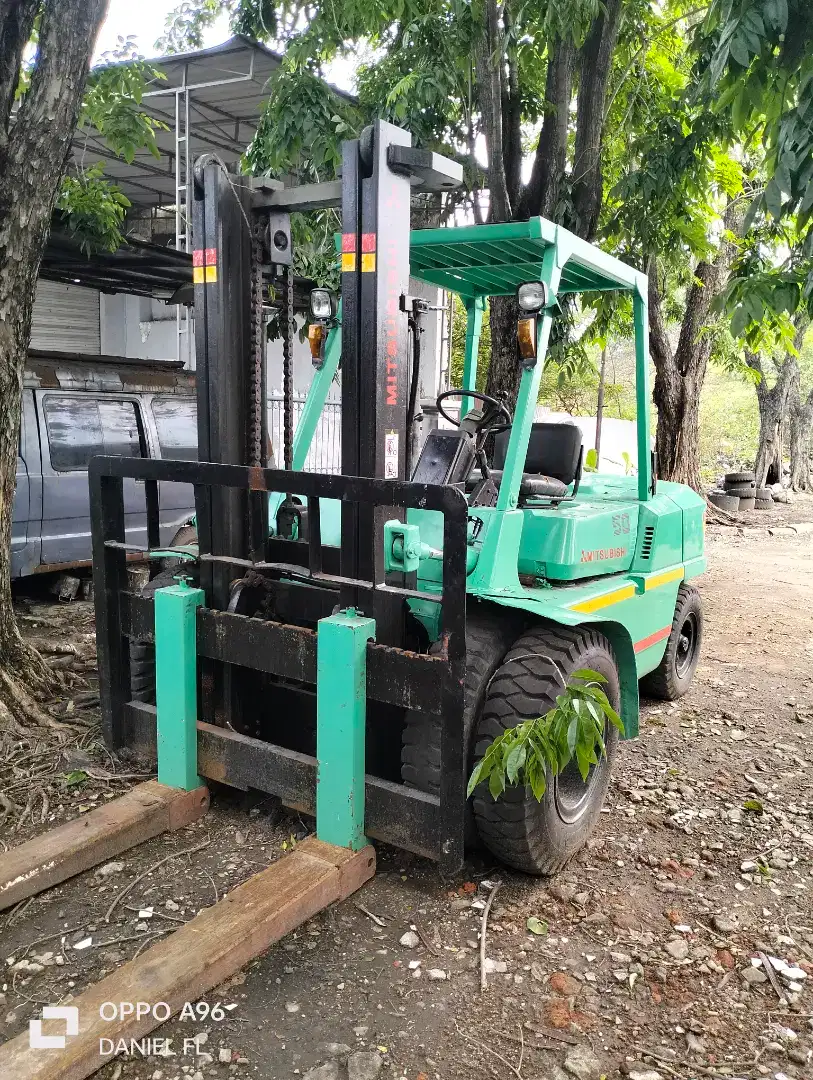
[640,583,702,700]
[472,626,620,875]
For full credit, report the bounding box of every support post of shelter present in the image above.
[155,580,204,790]
[461,295,485,418]
[316,610,376,850]
[633,283,652,501]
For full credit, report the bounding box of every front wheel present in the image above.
[640,583,702,701]
[472,626,620,875]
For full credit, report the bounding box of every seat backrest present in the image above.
[493,421,582,484]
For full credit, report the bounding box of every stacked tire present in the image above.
[708,471,773,512]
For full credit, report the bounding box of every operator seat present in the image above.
[490,421,583,499]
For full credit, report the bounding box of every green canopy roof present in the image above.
[408,217,644,299]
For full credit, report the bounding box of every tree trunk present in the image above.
[0,0,108,718]
[484,293,520,405]
[648,202,742,493]
[747,350,797,488]
[570,0,624,241]
[789,387,813,491]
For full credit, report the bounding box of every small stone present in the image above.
[741,966,767,985]
[483,958,508,974]
[195,1032,208,1046]
[427,968,447,981]
[218,1050,232,1064]
[563,1043,603,1079]
[399,931,420,948]
[628,1071,663,1080]
[325,1043,351,1056]
[98,861,125,876]
[726,808,743,824]
[165,899,180,911]
[347,1051,383,1080]
[664,938,689,961]
[302,1064,341,1080]
[234,830,246,845]
[712,914,738,934]
[550,971,581,996]
[285,1001,300,1014]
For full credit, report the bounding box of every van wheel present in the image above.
[472,625,620,876]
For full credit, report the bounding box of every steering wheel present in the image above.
[436,389,512,433]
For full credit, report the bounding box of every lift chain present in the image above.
[282,262,295,471]
[249,217,267,468]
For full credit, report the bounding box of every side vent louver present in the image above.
[639,525,655,560]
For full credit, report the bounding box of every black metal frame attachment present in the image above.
[90,455,469,871]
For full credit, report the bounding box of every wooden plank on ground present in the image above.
[0,781,210,911]
[0,837,375,1080]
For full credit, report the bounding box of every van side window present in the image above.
[152,397,197,461]
[44,397,142,471]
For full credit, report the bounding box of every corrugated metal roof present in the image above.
[74,35,352,209]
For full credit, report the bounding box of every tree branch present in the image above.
[647,260,673,371]
[571,0,623,240]
[518,35,575,220]
[476,0,512,221]
[0,0,40,152]
[502,4,522,211]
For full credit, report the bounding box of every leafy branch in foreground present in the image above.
[467,669,624,802]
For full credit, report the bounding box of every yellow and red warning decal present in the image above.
[340,233,377,273]
[341,232,356,273]
[361,232,376,272]
[192,247,218,284]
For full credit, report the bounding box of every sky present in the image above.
[95,0,230,61]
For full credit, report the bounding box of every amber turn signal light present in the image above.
[308,322,326,361]
[517,316,537,360]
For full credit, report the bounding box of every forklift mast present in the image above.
[192,122,460,638]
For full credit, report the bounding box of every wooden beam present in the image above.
[0,781,210,911]
[0,838,375,1080]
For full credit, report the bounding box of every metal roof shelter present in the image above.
[71,35,352,363]
[75,36,280,210]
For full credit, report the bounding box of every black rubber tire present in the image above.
[725,471,755,485]
[708,492,739,512]
[640,583,703,701]
[738,497,755,511]
[127,567,196,704]
[401,606,522,838]
[472,626,620,875]
[754,498,773,509]
[754,487,773,501]
[725,481,756,496]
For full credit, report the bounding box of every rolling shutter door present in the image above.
[31,281,101,354]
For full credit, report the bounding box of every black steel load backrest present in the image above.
[494,421,582,484]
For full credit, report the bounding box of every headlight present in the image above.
[517,281,549,314]
[310,288,337,321]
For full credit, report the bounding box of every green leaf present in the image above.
[64,770,88,787]
[743,798,764,813]
[526,916,548,936]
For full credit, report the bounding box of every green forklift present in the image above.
[90,120,704,877]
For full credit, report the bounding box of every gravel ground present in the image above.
[2,505,813,1080]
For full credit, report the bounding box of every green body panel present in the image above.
[275,216,705,749]
[154,580,204,791]
[316,609,376,850]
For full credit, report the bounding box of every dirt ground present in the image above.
[2,498,813,1080]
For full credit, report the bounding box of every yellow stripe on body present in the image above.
[643,566,684,591]
[569,583,635,614]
